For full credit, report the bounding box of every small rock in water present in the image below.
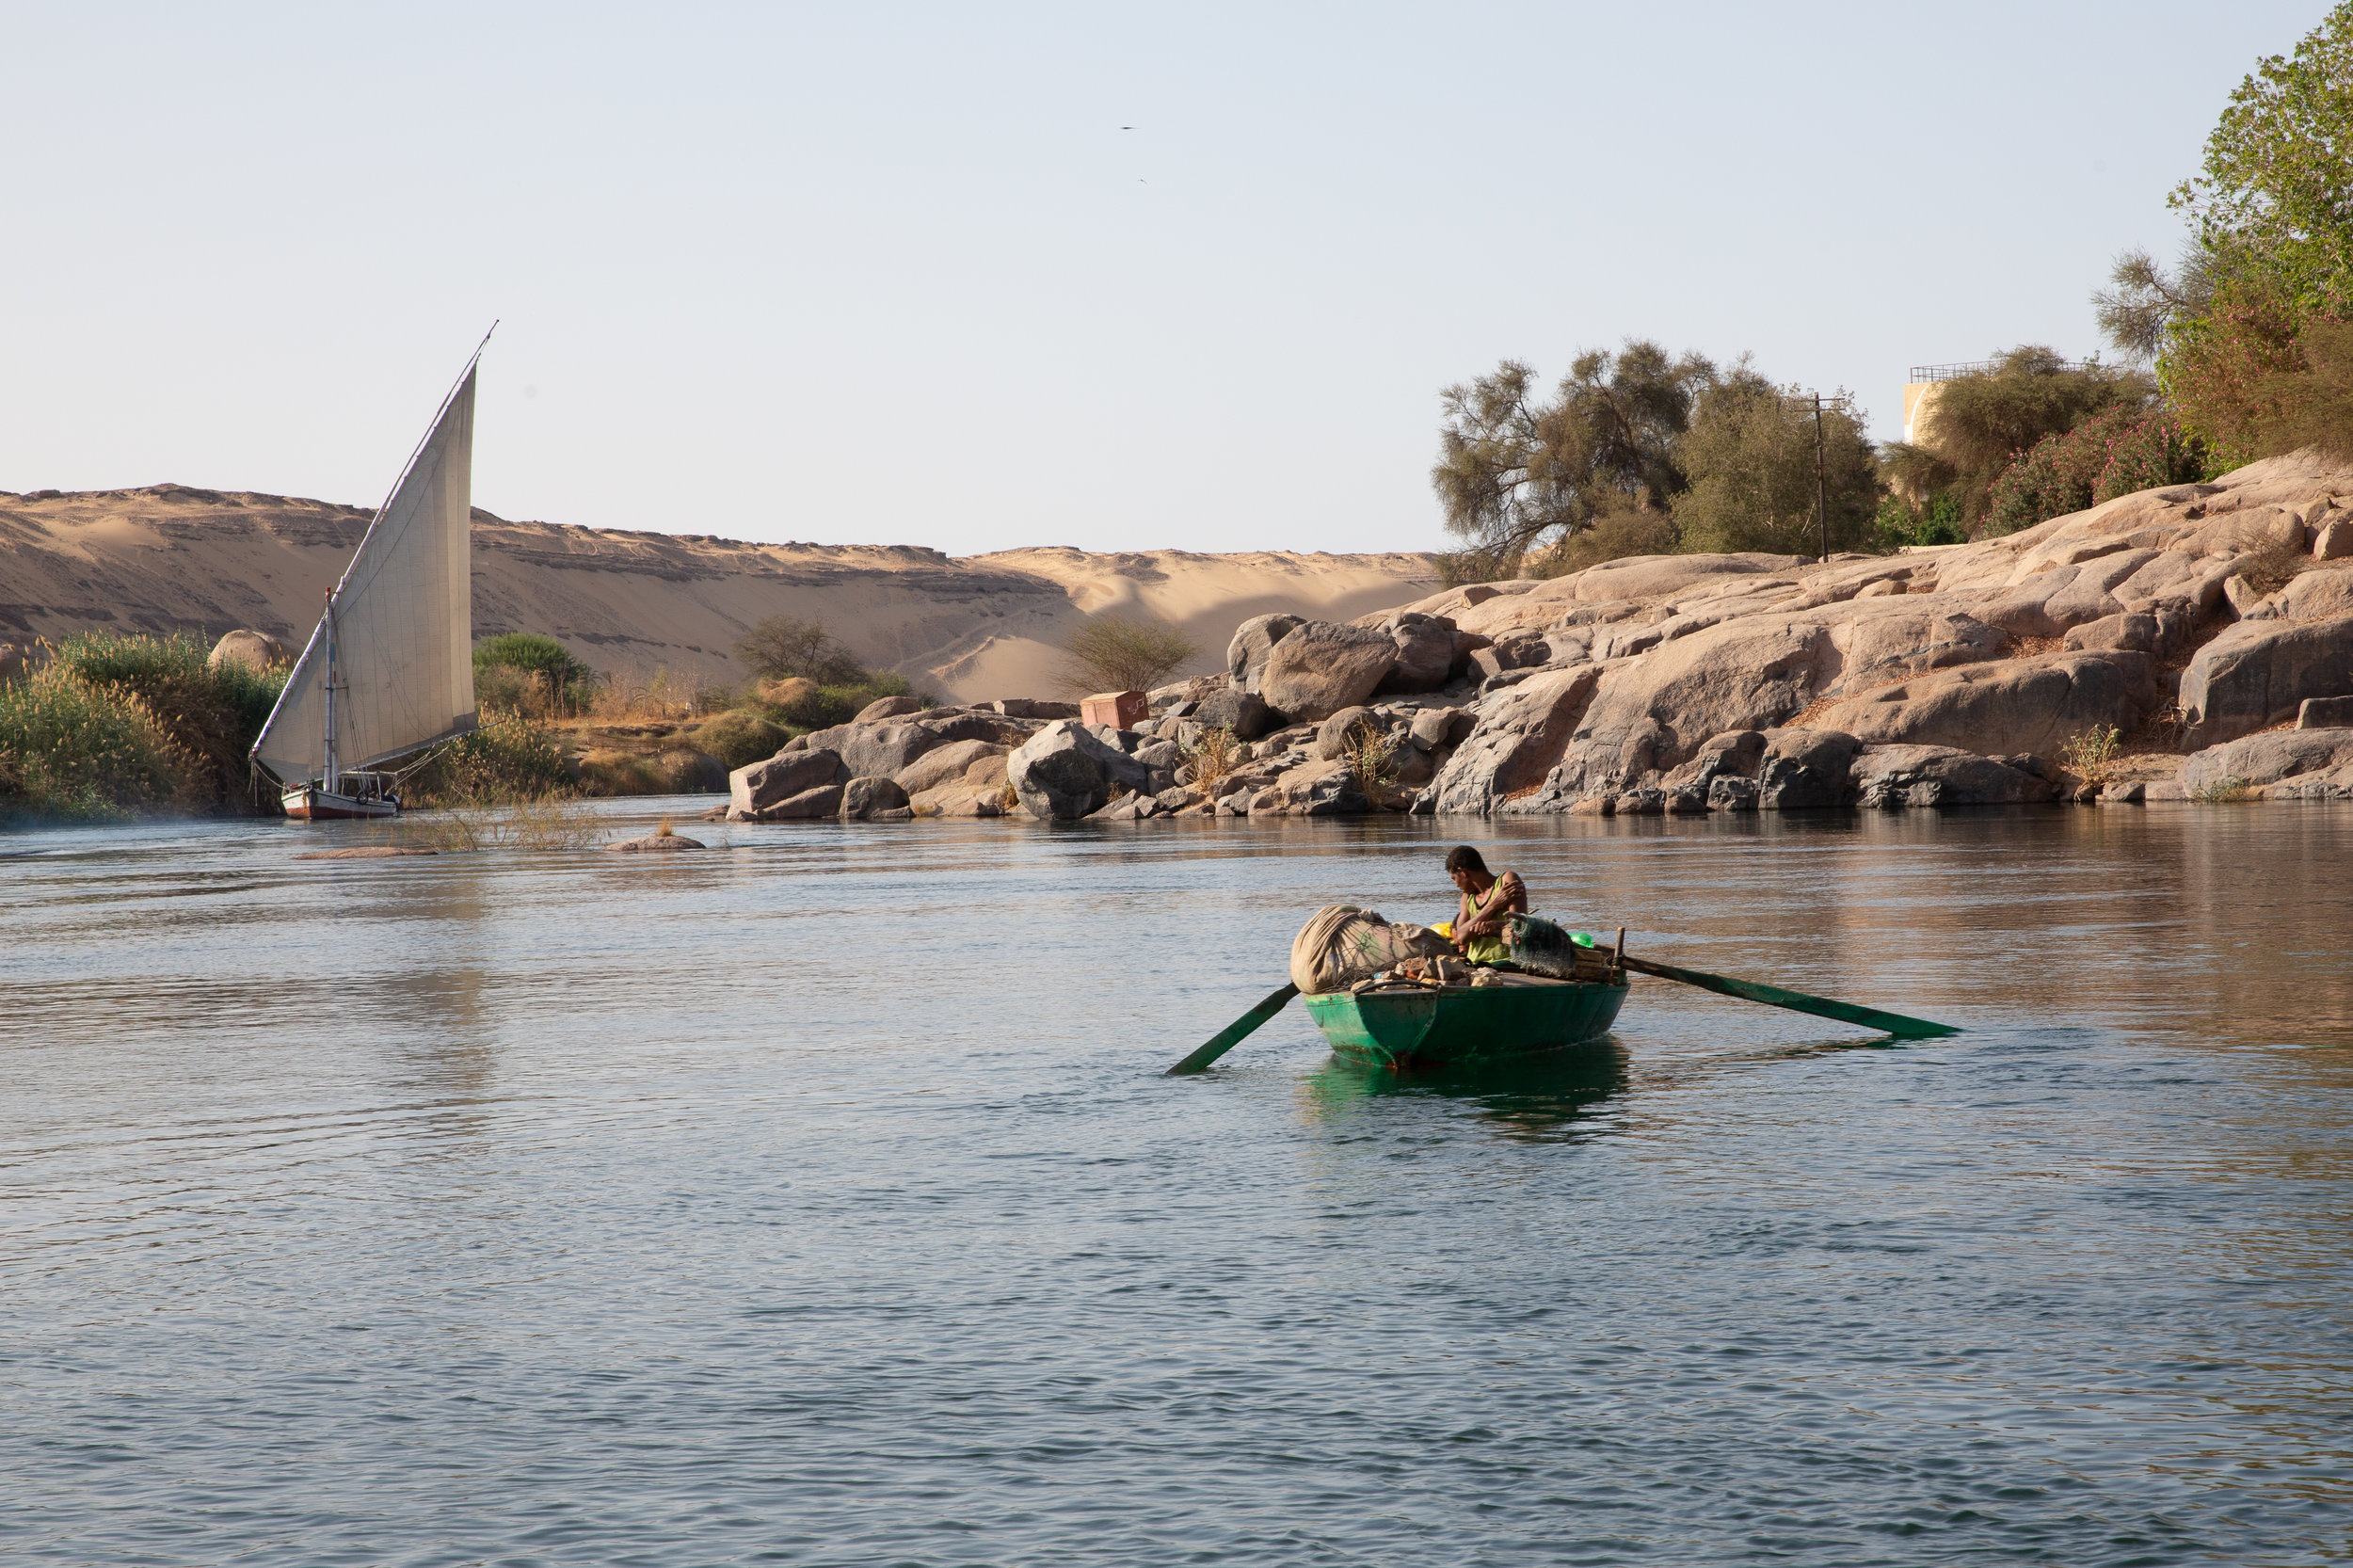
[607,832,706,853]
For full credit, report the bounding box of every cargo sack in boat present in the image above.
[1505,915,1615,982]
[1289,904,1452,994]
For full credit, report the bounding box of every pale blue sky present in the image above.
[0,3,2322,554]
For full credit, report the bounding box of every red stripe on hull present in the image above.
[282,787,400,822]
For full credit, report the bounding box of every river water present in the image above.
[4,803,2350,1566]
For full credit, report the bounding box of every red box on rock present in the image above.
[1080,690,1149,729]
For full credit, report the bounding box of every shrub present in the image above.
[1061,616,1198,695]
[1873,491,1967,549]
[684,710,787,769]
[0,632,291,822]
[409,709,575,805]
[1340,723,1401,797]
[473,632,597,715]
[1181,725,1241,795]
[733,615,866,685]
[1523,502,1680,576]
[1985,407,2204,535]
[2190,775,2255,804]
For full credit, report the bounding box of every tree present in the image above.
[732,615,866,685]
[2145,5,2353,466]
[1900,347,2154,530]
[472,632,596,715]
[2095,246,2218,363]
[2172,2,2353,317]
[1432,343,1715,577]
[1060,615,1197,695]
[1673,369,1880,556]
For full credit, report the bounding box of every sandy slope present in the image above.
[0,486,1439,702]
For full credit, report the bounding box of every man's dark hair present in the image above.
[1445,845,1489,876]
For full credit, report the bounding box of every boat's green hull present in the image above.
[1302,977,1627,1068]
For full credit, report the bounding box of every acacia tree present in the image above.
[1673,368,1879,556]
[1432,343,1715,576]
[1061,616,1197,695]
[732,615,866,685]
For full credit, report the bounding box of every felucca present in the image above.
[251,338,488,821]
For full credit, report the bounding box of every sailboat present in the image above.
[252,340,488,821]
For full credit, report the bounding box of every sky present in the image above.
[0,2,2326,556]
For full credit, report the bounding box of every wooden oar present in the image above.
[1614,952,1957,1038]
[1165,983,1299,1075]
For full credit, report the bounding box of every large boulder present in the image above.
[1189,687,1273,740]
[1226,614,1304,694]
[1849,744,2049,808]
[1549,618,1835,794]
[754,784,845,820]
[839,776,911,819]
[729,747,847,814]
[1007,719,1150,820]
[1257,620,1399,723]
[2181,728,2353,796]
[1806,651,2153,757]
[1374,613,1462,694]
[894,739,1006,795]
[2269,567,2353,622]
[854,695,927,724]
[1247,759,1371,816]
[2181,612,2353,744]
[1756,728,1863,809]
[1429,665,1603,814]
[798,710,1030,779]
[208,629,291,672]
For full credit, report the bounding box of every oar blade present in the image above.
[1624,956,1958,1039]
[1167,983,1300,1075]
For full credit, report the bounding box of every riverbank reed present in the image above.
[0,633,285,823]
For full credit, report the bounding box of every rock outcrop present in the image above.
[717,451,2353,825]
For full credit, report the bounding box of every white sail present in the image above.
[254,360,479,785]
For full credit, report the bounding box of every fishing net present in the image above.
[1505,915,1618,981]
[1289,904,1451,994]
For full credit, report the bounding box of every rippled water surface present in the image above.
[5,803,2352,1565]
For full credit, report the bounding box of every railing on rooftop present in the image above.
[1908,360,2091,383]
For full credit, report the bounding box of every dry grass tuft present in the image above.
[388,792,603,852]
[2190,775,2256,805]
[1340,722,1401,796]
[1181,725,1241,795]
[2058,723,2122,787]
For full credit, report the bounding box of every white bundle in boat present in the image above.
[1289,904,1451,994]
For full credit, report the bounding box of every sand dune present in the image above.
[0,485,1439,702]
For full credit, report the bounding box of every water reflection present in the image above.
[1299,1039,1631,1143]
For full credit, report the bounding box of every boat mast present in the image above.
[321,597,340,796]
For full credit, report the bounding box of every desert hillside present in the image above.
[0,485,1438,702]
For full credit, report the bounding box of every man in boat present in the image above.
[1444,845,1526,967]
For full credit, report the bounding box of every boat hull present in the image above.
[1304,976,1627,1068]
[282,786,400,822]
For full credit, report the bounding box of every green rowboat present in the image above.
[1302,971,1628,1069]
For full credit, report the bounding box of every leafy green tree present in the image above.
[1432,343,1715,577]
[2129,5,2353,467]
[731,615,866,685]
[2172,2,2353,315]
[472,632,597,716]
[1673,369,1880,556]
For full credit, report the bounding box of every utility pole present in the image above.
[1782,391,1852,564]
[1813,392,1829,565]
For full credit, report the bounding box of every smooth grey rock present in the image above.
[1226,613,1304,694]
[1006,719,1149,820]
[839,776,911,819]
[1756,728,1863,809]
[1808,651,2153,758]
[2299,695,2353,728]
[1190,687,1273,741]
[1849,744,2046,808]
[1258,620,1399,723]
[895,739,1006,795]
[854,695,926,724]
[1430,666,1604,814]
[729,747,847,814]
[758,784,844,820]
[1375,613,1461,694]
[2182,612,2353,744]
